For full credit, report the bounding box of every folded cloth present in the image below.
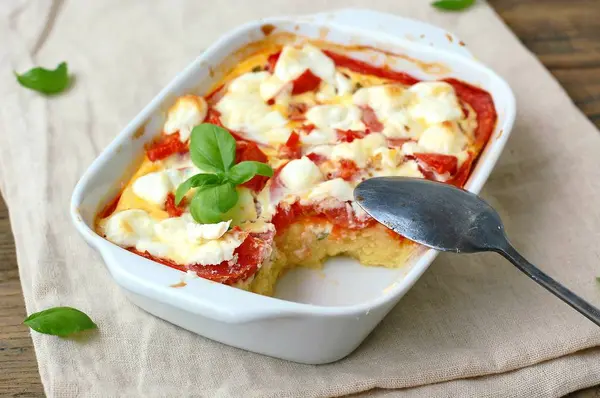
[1,0,599,397]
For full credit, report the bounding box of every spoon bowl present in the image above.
[355,177,600,327]
[354,177,506,254]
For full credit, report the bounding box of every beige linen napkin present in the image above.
[1,0,600,397]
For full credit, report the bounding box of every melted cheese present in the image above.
[310,133,387,168]
[100,210,241,265]
[408,82,463,125]
[279,156,324,192]
[164,95,207,142]
[216,72,291,144]
[132,167,198,207]
[305,104,365,132]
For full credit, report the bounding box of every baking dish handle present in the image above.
[297,8,473,58]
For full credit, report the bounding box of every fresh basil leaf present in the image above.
[23,306,96,337]
[189,124,236,172]
[189,183,238,224]
[175,173,222,205]
[432,0,475,11]
[227,161,274,185]
[15,62,70,94]
[596,277,600,284]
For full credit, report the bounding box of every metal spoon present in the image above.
[354,177,600,327]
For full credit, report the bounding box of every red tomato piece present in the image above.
[265,51,320,95]
[306,152,326,164]
[205,84,225,106]
[146,133,188,161]
[320,205,375,230]
[188,234,267,285]
[448,152,474,188]
[266,51,281,73]
[206,108,225,128]
[323,50,420,86]
[235,141,268,163]
[98,192,122,219]
[288,103,308,121]
[444,78,497,151]
[361,106,384,133]
[271,204,296,232]
[165,192,185,218]
[413,153,458,176]
[235,141,270,192]
[329,159,360,181]
[336,129,365,143]
[130,249,186,272]
[299,124,316,135]
[278,132,302,159]
[291,70,321,95]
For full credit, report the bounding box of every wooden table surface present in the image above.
[1,1,599,396]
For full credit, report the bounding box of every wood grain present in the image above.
[1,1,599,396]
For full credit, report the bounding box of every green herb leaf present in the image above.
[189,124,236,172]
[15,62,70,94]
[432,0,475,11]
[227,161,274,185]
[179,123,273,224]
[175,173,222,205]
[190,183,238,224]
[596,277,600,284]
[23,306,96,337]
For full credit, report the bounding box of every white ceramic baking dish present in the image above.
[70,9,516,364]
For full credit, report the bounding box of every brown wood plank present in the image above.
[0,195,44,397]
[0,1,598,396]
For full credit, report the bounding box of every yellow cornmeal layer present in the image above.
[246,222,415,296]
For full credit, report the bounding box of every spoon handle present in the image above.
[497,243,600,327]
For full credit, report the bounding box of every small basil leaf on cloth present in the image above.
[23,306,97,337]
[189,124,236,172]
[175,173,222,205]
[228,161,274,185]
[15,62,71,94]
[432,0,475,11]
[190,183,238,224]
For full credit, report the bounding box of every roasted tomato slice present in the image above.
[165,193,186,217]
[361,106,384,133]
[291,70,321,95]
[206,108,225,128]
[235,141,270,192]
[266,51,281,73]
[448,152,474,188]
[336,129,365,143]
[319,205,375,230]
[413,153,458,176]
[146,133,188,161]
[188,233,271,285]
[265,51,320,95]
[306,152,326,164]
[278,132,302,159]
[323,50,420,86]
[328,159,360,181]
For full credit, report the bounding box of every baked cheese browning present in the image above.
[97,39,497,295]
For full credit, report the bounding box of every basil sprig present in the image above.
[15,62,71,94]
[432,0,475,11]
[176,123,273,224]
[24,306,97,337]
